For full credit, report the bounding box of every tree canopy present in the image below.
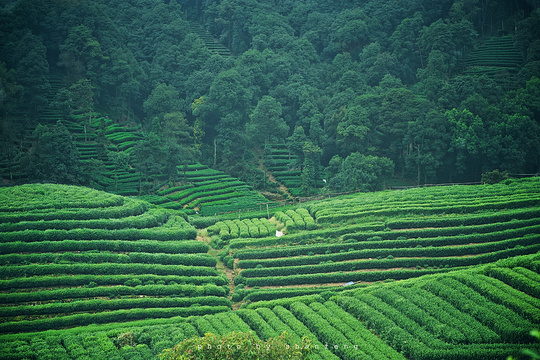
[1,0,539,194]
[159,332,312,360]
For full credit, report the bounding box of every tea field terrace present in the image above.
[228,177,540,300]
[68,116,268,214]
[462,35,524,90]
[1,179,540,360]
[151,163,268,215]
[1,254,539,360]
[0,184,230,334]
[3,112,269,216]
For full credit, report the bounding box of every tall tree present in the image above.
[389,12,424,83]
[59,25,104,84]
[300,141,322,195]
[68,79,95,140]
[286,125,308,170]
[328,153,394,192]
[247,95,289,146]
[162,112,192,145]
[417,50,448,102]
[404,109,450,184]
[13,31,50,116]
[133,134,164,193]
[379,86,428,176]
[107,150,130,192]
[331,8,369,55]
[143,83,183,128]
[446,108,486,180]
[0,62,23,116]
[26,121,84,184]
[336,104,370,154]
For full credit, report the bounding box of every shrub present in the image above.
[124,279,142,287]
[482,170,509,184]
[159,331,312,360]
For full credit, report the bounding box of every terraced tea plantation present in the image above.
[0,184,230,335]
[263,144,324,197]
[463,35,523,89]
[154,163,268,215]
[1,112,269,215]
[231,178,540,291]
[1,178,540,360]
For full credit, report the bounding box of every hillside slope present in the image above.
[0,179,539,359]
[0,184,229,334]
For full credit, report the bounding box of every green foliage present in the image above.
[144,83,184,125]
[0,306,230,334]
[246,295,326,310]
[272,209,315,232]
[159,332,312,360]
[328,153,394,193]
[0,274,227,291]
[247,95,289,145]
[25,121,85,184]
[2,3,540,358]
[0,184,231,336]
[482,169,510,184]
[1,0,540,190]
[0,296,230,318]
[231,178,540,293]
[507,330,540,360]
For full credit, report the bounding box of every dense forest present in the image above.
[1,0,540,196]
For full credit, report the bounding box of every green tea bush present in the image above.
[0,296,231,318]
[224,220,240,238]
[487,267,540,299]
[0,198,148,223]
[0,274,227,291]
[286,210,306,229]
[0,263,220,278]
[239,268,453,287]
[274,211,296,230]
[0,306,230,334]
[421,277,532,342]
[454,274,540,323]
[0,239,208,255]
[272,306,339,360]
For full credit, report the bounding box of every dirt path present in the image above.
[215,257,237,302]
[258,155,293,200]
[197,231,239,307]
